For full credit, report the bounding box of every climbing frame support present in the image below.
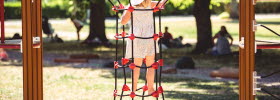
[239,0,255,100]
[22,0,43,100]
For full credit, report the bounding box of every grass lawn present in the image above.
[56,17,280,41]
[5,17,280,41]
[0,43,279,100]
[1,65,278,100]
[0,66,240,100]
[43,41,280,72]
[1,16,279,100]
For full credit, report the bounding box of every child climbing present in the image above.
[121,0,167,95]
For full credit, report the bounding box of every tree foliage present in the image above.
[169,0,194,10]
[68,0,89,21]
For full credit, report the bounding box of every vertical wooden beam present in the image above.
[22,0,32,99]
[239,1,245,99]
[239,0,255,100]
[22,0,43,100]
[36,1,43,99]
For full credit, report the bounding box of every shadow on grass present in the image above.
[164,90,238,100]
[255,49,280,74]
[101,69,240,100]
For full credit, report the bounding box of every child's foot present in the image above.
[148,89,155,95]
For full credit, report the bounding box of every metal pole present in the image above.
[0,0,5,43]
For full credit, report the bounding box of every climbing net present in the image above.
[255,24,280,49]
[254,24,280,99]
[108,0,168,99]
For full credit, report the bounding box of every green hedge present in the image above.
[4,6,70,19]
[4,2,21,19]
[255,2,280,13]
[4,6,21,19]
[4,1,70,19]
[42,6,69,18]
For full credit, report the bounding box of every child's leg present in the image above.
[77,28,81,41]
[77,26,83,41]
[77,32,80,41]
[133,58,143,92]
[145,55,155,94]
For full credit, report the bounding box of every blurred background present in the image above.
[0,0,279,100]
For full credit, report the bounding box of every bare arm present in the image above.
[151,0,167,8]
[228,34,234,45]
[212,34,219,45]
[120,8,131,25]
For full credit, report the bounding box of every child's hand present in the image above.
[120,6,132,25]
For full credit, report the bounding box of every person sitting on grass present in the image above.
[54,34,64,43]
[165,35,192,48]
[71,17,84,41]
[173,36,192,48]
[172,36,183,48]
[212,26,233,55]
[12,33,22,39]
[161,26,173,48]
[0,48,9,61]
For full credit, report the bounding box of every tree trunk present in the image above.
[85,1,108,43]
[193,0,213,54]
[229,0,239,19]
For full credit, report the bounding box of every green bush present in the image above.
[4,7,21,19]
[4,2,21,19]
[4,1,70,19]
[255,2,280,13]
[219,12,230,19]
[42,6,70,18]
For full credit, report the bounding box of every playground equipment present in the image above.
[255,24,280,49]
[70,54,100,59]
[0,0,43,100]
[108,0,168,99]
[0,0,41,51]
[54,58,89,63]
[252,24,280,100]
[239,0,280,99]
[0,0,278,99]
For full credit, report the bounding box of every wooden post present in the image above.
[22,0,43,100]
[239,0,255,100]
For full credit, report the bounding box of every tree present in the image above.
[70,0,89,21]
[229,0,239,19]
[193,0,213,54]
[84,0,108,44]
[70,0,108,44]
